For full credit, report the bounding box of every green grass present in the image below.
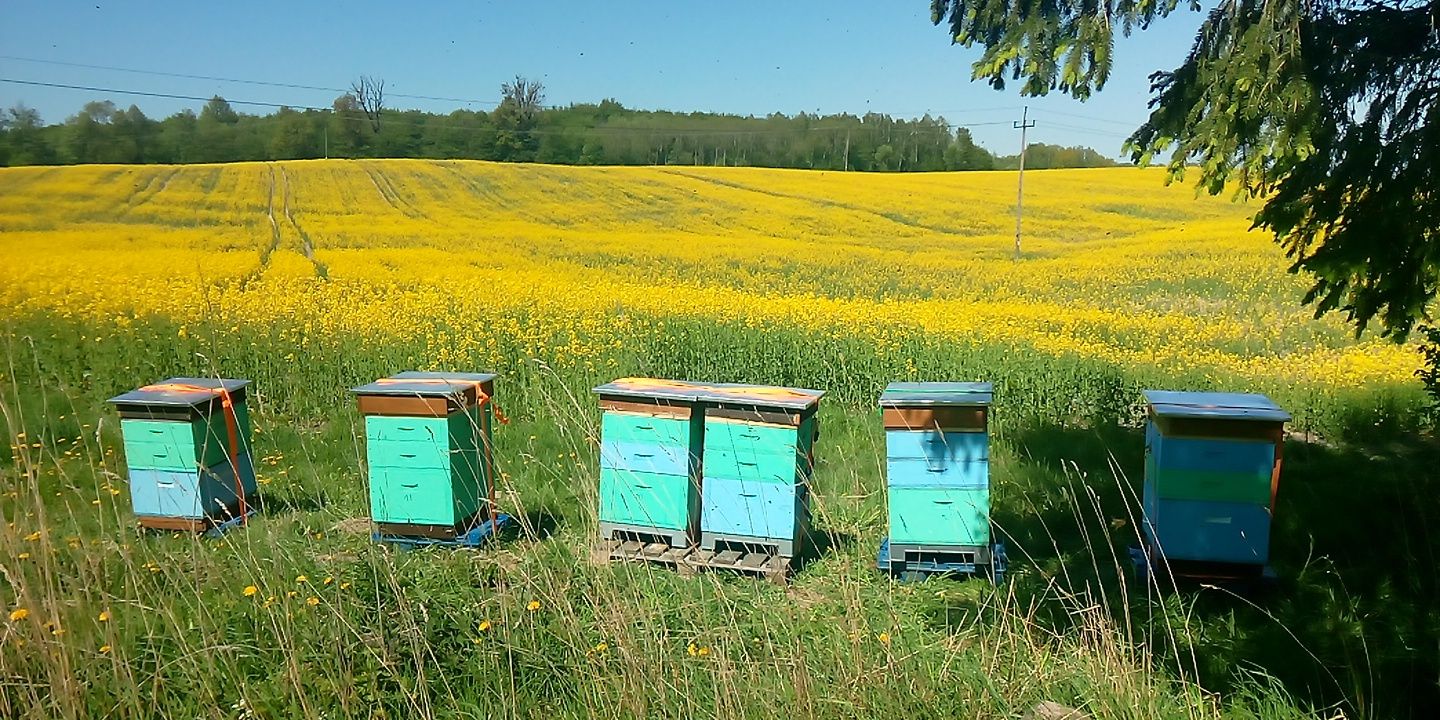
[3,314,1437,720]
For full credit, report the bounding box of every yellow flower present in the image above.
[99,645,112,654]
[478,619,492,632]
[340,582,352,590]
[323,577,334,586]
[687,642,697,657]
[697,647,711,657]
[286,591,297,599]
[17,552,29,560]
[242,585,258,597]
[23,531,40,541]
[8,608,28,622]
[306,596,319,607]
[295,575,309,584]
[97,610,111,622]
[526,600,541,612]
[878,632,891,645]
[591,642,608,654]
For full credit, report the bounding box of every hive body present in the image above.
[108,378,257,530]
[1141,391,1289,569]
[352,371,496,537]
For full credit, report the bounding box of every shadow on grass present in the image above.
[994,419,1440,719]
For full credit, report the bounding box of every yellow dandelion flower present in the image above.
[242,585,258,597]
[478,619,492,632]
[323,577,333,586]
[9,608,28,622]
[591,642,608,654]
[17,552,29,560]
[340,582,352,590]
[526,600,541,612]
[286,591,297,599]
[687,642,698,657]
[23,531,40,541]
[295,575,309,584]
[878,632,891,645]
[306,596,319,607]
[97,610,111,622]
[697,647,711,657]
[100,645,112,654]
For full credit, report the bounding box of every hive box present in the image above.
[1141,391,1290,572]
[107,378,257,531]
[880,382,994,557]
[694,382,823,558]
[351,371,497,539]
[591,379,706,547]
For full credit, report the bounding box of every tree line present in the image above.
[0,77,1117,172]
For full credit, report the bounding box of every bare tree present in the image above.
[500,76,545,125]
[350,75,385,133]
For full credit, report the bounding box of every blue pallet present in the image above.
[374,513,514,549]
[876,537,1007,583]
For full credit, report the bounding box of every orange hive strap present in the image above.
[370,377,505,525]
[137,383,247,525]
[610,377,816,404]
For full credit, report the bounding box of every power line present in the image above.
[0,55,500,106]
[1040,107,1140,128]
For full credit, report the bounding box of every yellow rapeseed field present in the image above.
[0,159,1420,420]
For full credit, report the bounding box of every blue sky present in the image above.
[0,1,1205,155]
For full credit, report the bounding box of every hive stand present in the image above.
[592,379,706,549]
[591,538,792,585]
[351,371,504,548]
[107,378,258,535]
[1132,390,1290,584]
[875,382,1005,582]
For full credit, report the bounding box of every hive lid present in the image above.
[880,381,992,408]
[107,378,250,408]
[593,377,824,410]
[350,370,497,397]
[1143,390,1291,422]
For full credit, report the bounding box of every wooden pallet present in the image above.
[138,507,258,537]
[877,538,1007,583]
[592,539,791,584]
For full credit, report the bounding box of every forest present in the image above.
[0,89,1118,172]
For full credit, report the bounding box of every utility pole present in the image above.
[843,131,850,171]
[323,126,329,160]
[1012,106,1035,259]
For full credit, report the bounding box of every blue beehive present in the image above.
[592,378,707,547]
[696,382,823,559]
[1141,391,1290,573]
[107,378,257,531]
[351,371,498,539]
[877,382,1003,578]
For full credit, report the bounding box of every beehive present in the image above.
[591,378,706,548]
[1142,391,1290,569]
[351,371,497,537]
[881,382,992,551]
[696,382,823,558]
[107,378,256,530]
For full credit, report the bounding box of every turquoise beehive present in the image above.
[107,378,257,531]
[1141,391,1289,574]
[351,371,497,538]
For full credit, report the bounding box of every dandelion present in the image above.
[526,600,541,612]
[98,610,111,622]
[9,608,28,622]
[478,619,492,632]
[306,596,319,607]
[286,591,297,599]
[17,552,29,560]
[323,577,334,586]
[23,531,39,541]
[295,575,309,584]
[242,585,258,597]
[878,632,891,645]
[99,645,112,654]
[590,642,608,655]
[340,582,352,590]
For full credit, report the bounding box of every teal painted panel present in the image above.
[888,486,990,546]
[703,445,798,485]
[599,440,692,476]
[598,468,694,530]
[885,430,989,463]
[367,438,472,471]
[368,465,460,525]
[128,467,201,517]
[600,412,693,448]
[886,458,989,488]
[703,419,799,456]
[365,414,479,449]
[1146,499,1271,564]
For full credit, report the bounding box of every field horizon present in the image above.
[2,159,1435,719]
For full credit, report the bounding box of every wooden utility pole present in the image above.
[1013,106,1035,259]
[843,131,850,171]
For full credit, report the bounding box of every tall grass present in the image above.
[5,317,1428,719]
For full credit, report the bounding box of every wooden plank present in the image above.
[375,521,461,539]
[357,395,457,417]
[706,407,804,426]
[139,516,208,532]
[619,540,644,555]
[714,550,743,567]
[599,398,693,419]
[882,407,987,431]
[738,553,768,570]
[641,542,668,558]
